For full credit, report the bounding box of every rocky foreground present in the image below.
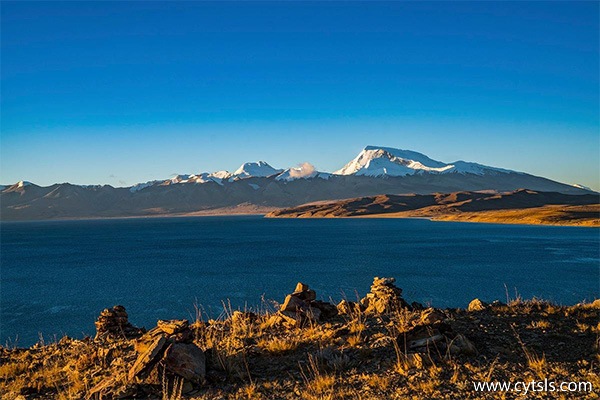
[1,278,599,399]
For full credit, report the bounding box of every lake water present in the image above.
[1,216,598,346]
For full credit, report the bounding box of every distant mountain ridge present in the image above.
[1,146,596,221]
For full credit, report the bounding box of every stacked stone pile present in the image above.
[94,305,144,340]
[271,282,338,327]
[360,277,413,314]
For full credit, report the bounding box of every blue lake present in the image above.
[1,216,598,346]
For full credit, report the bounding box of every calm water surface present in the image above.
[1,216,598,346]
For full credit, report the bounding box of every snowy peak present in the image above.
[209,170,231,180]
[127,145,521,189]
[334,147,451,176]
[334,146,516,177]
[3,181,36,193]
[136,161,285,191]
[363,146,447,168]
[231,161,282,179]
[162,172,228,186]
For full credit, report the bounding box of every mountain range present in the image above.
[1,146,595,221]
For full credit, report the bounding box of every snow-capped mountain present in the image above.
[334,146,514,177]
[230,161,282,180]
[2,180,34,193]
[164,172,229,185]
[125,146,519,190]
[2,145,595,220]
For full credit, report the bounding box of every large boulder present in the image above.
[163,343,206,384]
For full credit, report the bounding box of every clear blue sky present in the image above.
[1,1,598,190]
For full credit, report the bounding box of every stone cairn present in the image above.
[335,277,477,358]
[334,276,414,316]
[360,276,412,314]
[94,305,144,340]
[271,282,338,328]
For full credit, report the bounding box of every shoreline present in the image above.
[2,212,598,227]
[266,212,600,227]
[0,211,272,223]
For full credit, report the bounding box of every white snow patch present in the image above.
[16,180,32,188]
[130,181,160,192]
[209,170,231,180]
[572,183,593,191]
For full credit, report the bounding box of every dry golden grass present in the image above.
[527,319,551,330]
[257,336,298,354]
[298,354,336,400]
[0,362,28,379]
[412,204,596,227]
[359,373,391,391]
[526,352,548,380]
[2,298,599,399]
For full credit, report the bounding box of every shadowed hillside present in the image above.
[266,190,600,227]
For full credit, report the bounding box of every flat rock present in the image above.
[128,334,167,381]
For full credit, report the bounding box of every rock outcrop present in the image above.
[128,319,205,387]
